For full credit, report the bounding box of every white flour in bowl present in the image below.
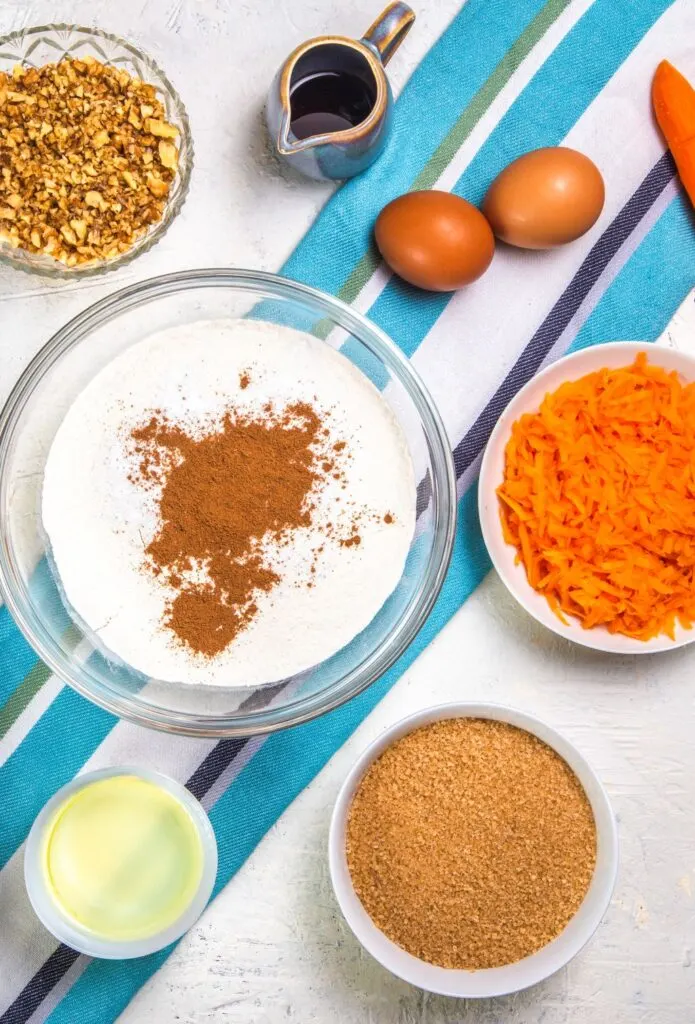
[42,319,416,687]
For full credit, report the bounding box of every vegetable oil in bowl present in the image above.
[25,768,217,958]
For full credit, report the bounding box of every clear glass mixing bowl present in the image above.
[0,270,456,736]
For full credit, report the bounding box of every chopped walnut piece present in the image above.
[146,173,169,198]
[0,58,180,266]
[145,117,178,139]
[70,219,87,241]
[158,141,178,170]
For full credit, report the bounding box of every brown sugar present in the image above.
[346,718,597,970]
[130,402,337,656]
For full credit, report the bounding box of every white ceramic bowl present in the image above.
[25,767,218,959]
[329,702,618,998]
[479,341,695,654]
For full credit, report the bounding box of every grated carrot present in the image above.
[497,353,695,641]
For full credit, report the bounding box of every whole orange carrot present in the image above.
[652,59,695,207]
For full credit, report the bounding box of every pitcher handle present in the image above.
[361,1,415,66]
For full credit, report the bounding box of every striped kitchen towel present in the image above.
[2,0,695,1020]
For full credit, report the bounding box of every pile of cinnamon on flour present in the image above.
[42,319,416,687]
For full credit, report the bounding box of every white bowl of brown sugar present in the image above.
[329,703,618,998]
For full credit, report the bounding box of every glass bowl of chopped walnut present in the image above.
[0,24,192,276]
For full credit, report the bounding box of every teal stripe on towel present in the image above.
[0,561,70,704]
[0,607,40,705]
[0,688,115,868]
[570,195,695,352]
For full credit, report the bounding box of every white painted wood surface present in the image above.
[0,2,693,1021]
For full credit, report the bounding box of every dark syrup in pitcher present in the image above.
[289,70,376,140]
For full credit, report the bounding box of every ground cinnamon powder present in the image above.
[131,402,331,656]
[346,718,597,970]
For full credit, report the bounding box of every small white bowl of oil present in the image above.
[25,766,217,959]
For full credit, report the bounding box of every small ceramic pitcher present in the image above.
[266,2,415,182]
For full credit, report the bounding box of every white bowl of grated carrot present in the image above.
[479,341,695,654]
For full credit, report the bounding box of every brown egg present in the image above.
[483,147,605,249]
[375,190,495,291]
